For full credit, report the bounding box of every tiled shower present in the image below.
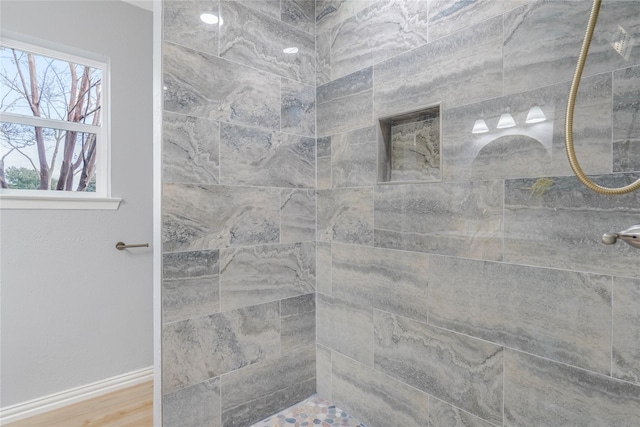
[161,1,640,426]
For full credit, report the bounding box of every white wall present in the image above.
[0,1,153,407]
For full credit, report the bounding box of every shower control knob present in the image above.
[602,225,640,249]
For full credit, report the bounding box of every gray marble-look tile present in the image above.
[163,42,280,130]
[282,78,316,138]
[428,0,526,42]
[219,242,316,311]
[504,349,640,426]
[613,276,640,384]
[317,187,374,245]
[235,0,280,19]
[281,189,316,243]
[613,64,640,173]
[332,126,377,187]
[163,111,220,185]
[162,250,220,324]
[162,301,280,394]
[428,397,498,427]
[374,15,502,117]
[429,256,613,374]
[442,74,612,182]
[331,351,429,427]
[317,67,373,137]
[163,377,221,427]
[316,344,332,400]
[317,293,373,366]
[282,0,315,35]
[315,0,377,35]
[504,174,640,278]
[221,345,316,426]
[163,0,220,56]
[330,0,428,79]
[316,31,331,86]
[317,136,332,189]
[503,0,640,96]
[374,311,503,425]
[332,243,428,323]
[281,293,315,351]
[374,181,503,261]
[220,1,316,85]
[390,114,441,182]
[316,241,332,295]
[162,184,280,252]
[219,123,315,188]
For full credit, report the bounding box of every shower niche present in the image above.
[378,105,441,184]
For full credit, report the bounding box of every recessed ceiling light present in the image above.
[283,47,299,54]
[200,13,219,25]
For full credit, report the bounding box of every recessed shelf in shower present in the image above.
[378,105,442,184]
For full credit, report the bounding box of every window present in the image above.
[0,37,119,209]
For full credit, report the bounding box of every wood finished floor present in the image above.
[4,381,153,427]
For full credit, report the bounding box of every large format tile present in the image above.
[503,1,640,95]
[282,0,315,35]
[280,189,316,243]
[428,0,526,42]
[332,243,428,322]
[317,67,373,137]
[331,351,429,427]
[281,79,316,138]
[374,15,502,117]
[316,31,331,86]
[163,111,220,185]
[613,64,640,172]
[315,0,377,34]
[163,0,220,56]
[316,241,332,295]
[162,301,280,394]
[163,42,280,130]
[221,345,316,426]
[316,293,373,367]
[219,242,316,310]
[317,187,374,245]
[162,184,280,252]
[162,250,220,324]
[429,256,613,374]
[329,0,429,79]
[613,276,640,384]
[281,293,315,351]
[317,136,332,189]
[374,311,503,425]
[163,378,221,427]
[442,74,612,182]
[316,344,332,400]
[220,1,315,85]
[374,181,503,260]
[238,0,281,19]
[504,174,640,277]
[428,397,497,427]
[504,350,640,426]
[331,126,377,187]
[219,123,315,188]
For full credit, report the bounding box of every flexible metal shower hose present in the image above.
[565,0,640,195]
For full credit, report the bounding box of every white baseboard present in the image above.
[0,366,153,425]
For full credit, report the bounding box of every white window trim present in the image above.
[0,35,120,210]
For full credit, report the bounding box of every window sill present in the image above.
[0,193,122,210]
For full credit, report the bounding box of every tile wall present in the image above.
[161,1,317,425]
[315,0,640,426]
[162,0,640,426]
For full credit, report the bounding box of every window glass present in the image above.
[0,42,105,193]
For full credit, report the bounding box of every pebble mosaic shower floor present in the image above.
[250,395,368,427]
